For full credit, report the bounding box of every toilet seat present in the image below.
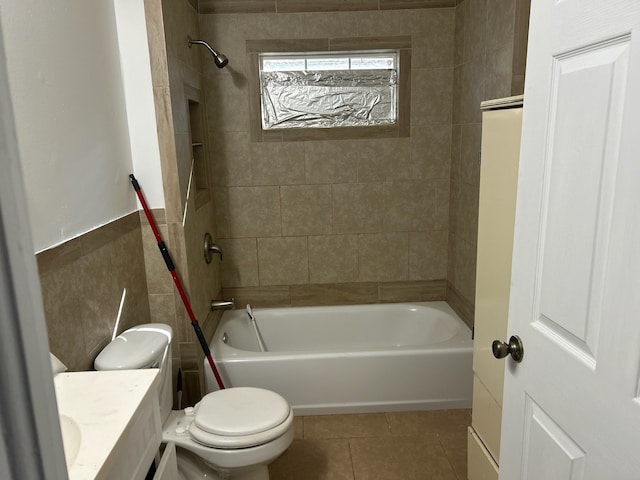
[189,387,293,449]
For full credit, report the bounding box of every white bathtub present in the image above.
[205,301,473,415]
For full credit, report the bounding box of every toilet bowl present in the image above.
[94,323,293,480]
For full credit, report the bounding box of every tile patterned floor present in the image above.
[269,409,470,480]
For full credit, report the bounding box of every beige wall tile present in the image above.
[199,14,254,69]
[434,178,450,231]
[222,285,291,307]
[304,140,358,184]
[329,36,411,51]
[182,200,222,320]
[308,235,359,283]
[453,0,466,66]
[39,224,149,372]
[409,231,448,280]
[258,236,309,285]
[454,235,477,302]
[40,267,91,371]
[216,186,282,238]
[356,138,411,183]
[149,293,179,334]
[142,225,173,294]
[277,0,378,13]
[380,0,455,8]
[37,213,140,276]
[358,232,409,282]
[211,131,253,186]
[408,10,455,68]
[459,123,481,185]
[460,58,485,124]
[378,279,446,302]
[281,185,333,236]
[290,282,378,305]
[463,0,486,63]
[484,45,514,101]
[166,222,190,290]
[175,132,192,205]
[251,142,305,185]
[410,125,452,180]
[401,5,453,38]
[254,13,307,39]
[512,74,525,96]
[512,0,531,78]
[298,12,361,38]
[245,37,329,53]
[356,10,402,37]
[144,0,170,88]
[199,0,276,14]
[411,67,454,126]
[153,87,182,224]
[450,124,462,185]
[179,341,200,371]
[446,279,474,327]
[448,180,460,238]
[206,75,250,133]
[452,64,463,124]
[383,180,436,232]
[456,182,479,245]
[218,238,259,287]
[332,183,383,234]
[486,0,516,54]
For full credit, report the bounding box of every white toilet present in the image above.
[94,323,294,480]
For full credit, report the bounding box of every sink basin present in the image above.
[59,414,81,467]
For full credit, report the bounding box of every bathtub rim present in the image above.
[211,301,472,359]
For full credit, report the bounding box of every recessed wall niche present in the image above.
[186,85,210,210]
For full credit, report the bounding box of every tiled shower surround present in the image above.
[203,8,454,311]
[199,0,529,323]
[37,0,528,401]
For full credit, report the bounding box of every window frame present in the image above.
[247,36,411,142]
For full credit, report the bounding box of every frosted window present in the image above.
[259,51,398,130]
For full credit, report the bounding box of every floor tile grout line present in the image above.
[437,433,464,480]
[347,437,357,480]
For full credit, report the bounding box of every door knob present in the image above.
[492,335,524,363]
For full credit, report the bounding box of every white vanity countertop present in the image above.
[54,369,160,479]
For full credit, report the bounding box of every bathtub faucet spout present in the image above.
[211,298,235,311]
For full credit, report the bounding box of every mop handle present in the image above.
[129,174,225,390]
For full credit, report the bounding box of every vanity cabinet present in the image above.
[467,96,523,479]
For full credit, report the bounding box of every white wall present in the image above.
[0,0,164,253]
[113,0,164,214]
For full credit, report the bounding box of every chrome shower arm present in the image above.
[187,36,229,68]
[187,36,217,56]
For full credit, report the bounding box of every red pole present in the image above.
[129,174,225,390]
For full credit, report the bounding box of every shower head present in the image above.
[187,36,228,68]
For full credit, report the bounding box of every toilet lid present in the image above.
[189,388,293,449]
[194,387,290,436]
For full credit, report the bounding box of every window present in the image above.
[246,36,411,142]
[259,51,398,130]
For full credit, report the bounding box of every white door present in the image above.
[499,1,640,479]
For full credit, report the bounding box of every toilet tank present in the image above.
[95,323,174,423]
